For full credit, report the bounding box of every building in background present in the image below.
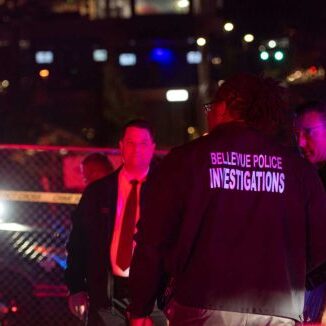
[0,0,324,147]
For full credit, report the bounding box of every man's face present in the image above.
[295,111,326,164]
[119,126,155,171]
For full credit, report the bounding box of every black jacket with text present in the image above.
[129,122,326,322]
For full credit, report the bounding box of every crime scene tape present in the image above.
[0,190,81,205]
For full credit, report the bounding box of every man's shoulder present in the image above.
[169,134,209,155]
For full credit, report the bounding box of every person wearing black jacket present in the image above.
[295,101,326,323]
[129,74,326,326]
[65,119,165,325]
[81,152,114,186]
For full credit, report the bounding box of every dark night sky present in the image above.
[223,0,326,37]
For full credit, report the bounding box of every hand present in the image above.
[68,291,89,320]
[129,316,153,326]
[321,308,326,324]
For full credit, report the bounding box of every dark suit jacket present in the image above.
[65,167,149,308]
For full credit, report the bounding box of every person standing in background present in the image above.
[295,101,326,186]
[65,119,166,326]
[295,101,326,323]
[81,152,114,186]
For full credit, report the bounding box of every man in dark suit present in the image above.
[65,119,165,325]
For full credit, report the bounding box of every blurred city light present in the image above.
[287,66,325,84]
[150,48,174,64]
[211,56,222,65]
[1,80,9,88]
[186,51,202,64]
[177,0,190,8]
[268,40,277,48]
[187,126,195,134]
[308,65,317,74]
[59,148,68,155]
[19,39,30,49]
[166,89,189,102]
[196,37,206,47]
[35,51,54,64]
[223,22,234,32]
[0,223,33,232]
[119,53,137,66]
[93,49,108,62]
[287,70,303,82]
[0,201,5,221]
[260,51,269,61]
[274,50,284,61]
[243,34,254,43]
[11,305,18,313]
[39,69,50,78]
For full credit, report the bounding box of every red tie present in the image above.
[116,180,139,270]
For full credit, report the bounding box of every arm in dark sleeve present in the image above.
[129,147,189,317]
[305,165,326,274]
[64,190,90,294]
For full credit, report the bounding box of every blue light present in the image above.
[35,51,54,64]
[93,49,108,62]
[150,48,174,64]
[274,50,284,61]
[260,51,269,61]
[187,51,202,64]
[52,255,67,270]
[119,53,137,66]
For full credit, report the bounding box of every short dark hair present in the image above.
[120,119,155,141]
[213,73,293,143]
[296,101,326,122]
[82,153,113,171]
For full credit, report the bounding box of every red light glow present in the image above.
[308,66,317,74]
[11,306,18,313]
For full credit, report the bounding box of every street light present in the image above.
[211,56,222,65]
[243,34,254,43]
[223,22,234,32]
[274,50,284,61]
[268,40,277,48]
[260,51,269,61]
[166,89,189,102]
[39,69,50,78]
[177,0,189,8]
[196,37,206,47]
